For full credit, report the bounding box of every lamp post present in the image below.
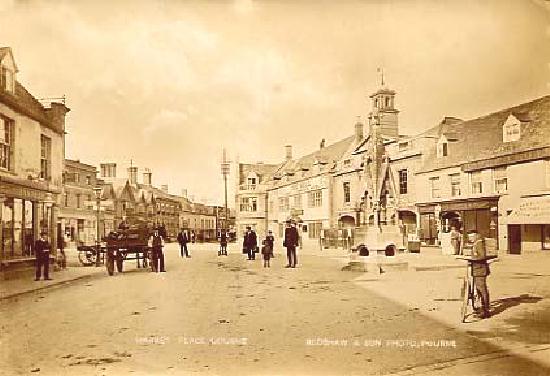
[93,187,102,267]
[221,148,230,237]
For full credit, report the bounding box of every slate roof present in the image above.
[270,136,355,184]
[418,95,550,173]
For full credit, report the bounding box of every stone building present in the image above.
[58,159,102,247]
[0,47,69,275]
[415,95,550,254]
[234,161,279,238]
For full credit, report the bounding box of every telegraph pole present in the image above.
[221,148,230,253]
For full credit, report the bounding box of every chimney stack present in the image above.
[355,116,364,143]
[100,163,117,178]
[320,139,325,149]
[285,145,292,161]
[128,166,138,185]
[143,168,152,185]
[181,189,188,198]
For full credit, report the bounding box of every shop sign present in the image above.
[508,196,550,224]
[0,183,48,201]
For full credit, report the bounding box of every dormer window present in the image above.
[503,114,521,143]
[0,48,17,94]
[437,136,449,158]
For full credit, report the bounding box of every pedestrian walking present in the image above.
[261,233,274,268]
[283,220,299,268]
[34,232,52,281]
[219,230,228,256]
[190,230,196,244]
[149,228,166,273]
[177,228,190,258]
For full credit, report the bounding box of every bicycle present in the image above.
[459,260,482,322]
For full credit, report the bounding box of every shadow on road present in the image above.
[490,294,543,317]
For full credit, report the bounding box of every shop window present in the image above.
[493,167,508,193]
[343,182,351,203]
[398,170,408,195]
[0,116,13,170]
[40,135,52,180]
[450,173,461,197]
[308,222,322,239]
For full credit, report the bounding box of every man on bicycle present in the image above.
[468,230,491,319]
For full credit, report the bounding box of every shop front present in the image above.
[437,197,499,254]
[0,178,59,268]
[418,197,499,251]
[505,195,550,254]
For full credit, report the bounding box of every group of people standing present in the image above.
[242,220,300,268]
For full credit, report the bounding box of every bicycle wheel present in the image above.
[460,277,469,323]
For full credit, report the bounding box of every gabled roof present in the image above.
[418,95,550,173]
[271,136,355,183]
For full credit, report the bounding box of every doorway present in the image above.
[508,225,521,254]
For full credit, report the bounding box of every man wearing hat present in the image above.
[468,230,491,319]
[243,226,257,260]
[149,228,166,272]
[34,232,52,281]
[283,220,299,268]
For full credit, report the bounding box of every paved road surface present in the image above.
[1,243,548,375]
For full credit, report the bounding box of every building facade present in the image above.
[0,47,69,273]
[235,78,550,255]
[58,159,102,247]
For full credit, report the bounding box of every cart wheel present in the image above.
[106,252,115,276]
[460,277,468,322]
[116,254,124,273]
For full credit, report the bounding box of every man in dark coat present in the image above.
[177,229,190,258]
[149,229,166,272]
[34,232,52,281]
[284,220,299,268]
[243,227,257,260]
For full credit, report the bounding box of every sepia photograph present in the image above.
[1,0,550,375]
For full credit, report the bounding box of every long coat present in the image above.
[284,226,299,248]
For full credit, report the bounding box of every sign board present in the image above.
[0,182,50,201]
[508,196,550,224]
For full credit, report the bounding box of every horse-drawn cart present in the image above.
[77,223,153,276]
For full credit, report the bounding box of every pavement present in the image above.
[1,243,549,375]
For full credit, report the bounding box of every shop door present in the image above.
[508,225,521,254]
[420,214,436,245]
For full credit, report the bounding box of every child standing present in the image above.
[262,231,275,268]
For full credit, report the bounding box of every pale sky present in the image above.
[2,0,550,206]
